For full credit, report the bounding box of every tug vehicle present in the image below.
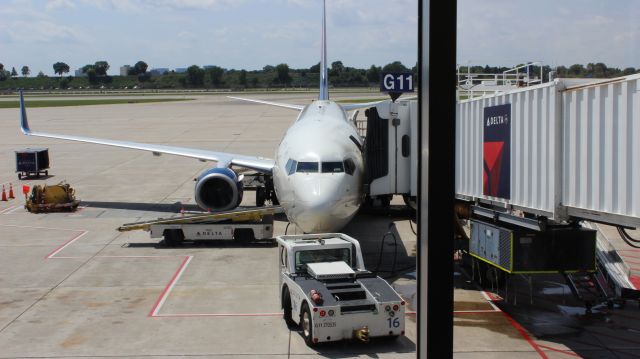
[25,182,80,213]
[277,233,405,346]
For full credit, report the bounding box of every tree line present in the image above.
[1,60,638,90]
[458,63,639,81]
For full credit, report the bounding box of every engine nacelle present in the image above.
[194,168,244,211]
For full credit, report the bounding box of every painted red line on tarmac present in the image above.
[155,311,425,318]
[0,223,85,232]
[622,258,640,266]
[587,328,640,346]
[499,311,549,358]
[153,312,283,318]
[610,311,640,321]
[148,256,193,317]
[537,344,580,357]
[629,276,640,289]
[96,255,181,259]
[45,231,88,259]
[482,291,548,358]
[560,336,606,350]
[454,310,502,315]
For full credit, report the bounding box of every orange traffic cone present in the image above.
[8,184,14,199]
[1,185,6,202]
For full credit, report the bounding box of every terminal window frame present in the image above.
[294,248,352,272]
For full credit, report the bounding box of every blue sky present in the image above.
[0,0,417,76]
[458,0,640,69]
[0,0,638,76]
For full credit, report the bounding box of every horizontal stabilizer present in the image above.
[341,100,386,111]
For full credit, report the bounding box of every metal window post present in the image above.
[417,0,457,357]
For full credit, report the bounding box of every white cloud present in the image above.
[46,0,76,11]
[81,0,243,12]
[5,20,88,43]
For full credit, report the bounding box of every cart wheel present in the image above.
[163,229,184,247]
[234,228,255,242]
[282,287,296,328]
[45,170,48,176]
[300,302,315,346]
[17,173,21,180]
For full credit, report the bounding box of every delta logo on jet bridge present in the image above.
[483,103,511,199]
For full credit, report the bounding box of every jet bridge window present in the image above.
[321,162,344,173]
[296,162,319,173]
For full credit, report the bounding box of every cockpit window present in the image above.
[321,162,344,173]
[296,162,319,173]
[344,158,356,175]
[285,159,297,175]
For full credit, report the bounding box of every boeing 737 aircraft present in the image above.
[18,0,380,233]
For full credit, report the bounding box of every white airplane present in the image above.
[18,0,381,233]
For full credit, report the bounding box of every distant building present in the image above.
[149,68,169,76]
[74,68,86,77]
[203,65,215,70]
[120,65,131,76]
[174,67,187,73]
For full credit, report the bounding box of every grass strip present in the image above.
[0,98,193,109]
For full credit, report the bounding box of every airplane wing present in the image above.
[229,95,386,112]
[341,100,386,111]
[18,91,275,173]
[227,96,304,110]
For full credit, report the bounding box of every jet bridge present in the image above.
[455,73,640,305]
[359,98,418,208]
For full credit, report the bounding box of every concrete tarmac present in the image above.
[0,93,639,358]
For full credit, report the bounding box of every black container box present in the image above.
[470,220,596,274]
[15,148,49,179]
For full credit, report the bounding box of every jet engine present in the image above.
[194,168,244,211]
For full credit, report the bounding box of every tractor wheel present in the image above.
[300,302,315,346]
[282,287,296,328]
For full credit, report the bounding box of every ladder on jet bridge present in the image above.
[561,222,640,309]
[564,271,611,313]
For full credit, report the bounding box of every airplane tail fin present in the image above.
[319,0,329,101]
[19,90,31,135]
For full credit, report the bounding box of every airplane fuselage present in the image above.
[272,100,364,233]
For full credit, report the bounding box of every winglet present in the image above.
[19,89,31,134]
[318,0,329,101]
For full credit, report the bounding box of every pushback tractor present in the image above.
[277,233,405,346]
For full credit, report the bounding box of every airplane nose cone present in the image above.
[293,178,345,232]
[295,178,341,207]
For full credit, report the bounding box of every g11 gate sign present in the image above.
[483,104,511,199]
[380,72,414,93]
